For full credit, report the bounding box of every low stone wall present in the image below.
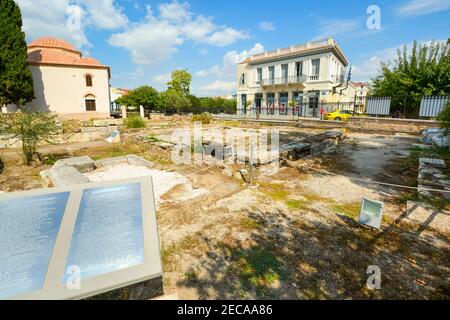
[213,114,439,134]
[57,112,111,121]
[0,126,119,149]
[298,118,347,129]
[0,134,22,148]
[348,117,439,134]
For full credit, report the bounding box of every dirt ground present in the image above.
[0,119,449,299]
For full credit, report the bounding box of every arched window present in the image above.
[85,74,93,87]
[85,94,96,111]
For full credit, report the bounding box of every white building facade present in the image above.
[236,39,352,117]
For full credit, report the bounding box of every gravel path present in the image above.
[84,164,207,206]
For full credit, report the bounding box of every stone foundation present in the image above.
[348,117,439,134]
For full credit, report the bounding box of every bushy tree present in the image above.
[160,90,192,114]
[199,97,237,114]
[167,69,192,96]
[188,94,202,114]
[372,39,450,115]
[437,102,450,134]
[0,112,59,165]
[116,85,161,112]
[123,114,146,129]
[0,0,34,107]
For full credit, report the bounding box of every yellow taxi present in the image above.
[323,109,353,121]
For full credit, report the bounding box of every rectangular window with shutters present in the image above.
[268,66,275,84]
[85,99,96,111]
[295,62,303,77]
[256,68,262,84]
[311,59,320,75]
[281,64,288,83]
[240,73,245,85]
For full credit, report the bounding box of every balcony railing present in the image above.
[258,75,307,86]
[249,39,334,63]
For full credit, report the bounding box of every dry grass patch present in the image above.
[259,183,290,201]
[239,217,263,231]
[286,199,308,211]
[76,143,143,160]
[161,235,203,272]
[329,201,361,219]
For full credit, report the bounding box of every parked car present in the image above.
[323,110,353,121]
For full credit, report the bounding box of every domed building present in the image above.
[5,37,111,119]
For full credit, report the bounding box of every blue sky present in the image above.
[16,0,450,96]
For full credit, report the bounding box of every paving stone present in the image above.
[420,167,442,175]
[93,119,122,127]
[53,156,95,173]
[406,201,450,233]
[46,166,90,187]
[419,158,446,169]
[222,168,233,177]
[126,155,154,168]
[157,142,174,149]
[324,130,343,139]
[94,156,128,168]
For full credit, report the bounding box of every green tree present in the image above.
[187,95,202,114]
[437,102,450,134]
[167,69,192,96]
[115,85,161,112]
[372,39,450,115]
[160,90,192,114]
[0,112,59,165]
[199,97,237,114]
[0,0,34,107]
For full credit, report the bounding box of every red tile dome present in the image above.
[27,36,107,69]
[28,37,79,53]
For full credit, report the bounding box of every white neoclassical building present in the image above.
[236,38,354,117]
[2,37,111,119]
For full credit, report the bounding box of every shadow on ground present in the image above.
[177,201,450,299]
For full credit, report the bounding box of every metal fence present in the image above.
[419,96,450,117]
[233,94,449,120]
[366,97,391,115]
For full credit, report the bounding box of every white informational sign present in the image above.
[358,198,384,229]
[106,130,120,143]
[0,177,162,300]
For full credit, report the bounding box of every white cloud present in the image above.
[17,0,128,49]
[153,72,172,84]
[18,0,247,58]
[108,9,182,66]
[196,70,208,77]
[108,1,249,66]
[182,15,216,42]
[396,0,450,17]
[314,18,360,39]
[197,43,264,78]
[158,1,191,21]
[201,80,236,95]
[78,0,128,29]
[258,21,276,31]
[206,27,249,46]
[17,0,90,48]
